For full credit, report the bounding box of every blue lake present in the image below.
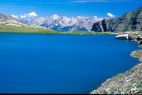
[0,33,140,94]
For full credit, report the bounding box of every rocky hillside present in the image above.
[91,32,142,94]
[91,61,142,94]
[92,7,142,32]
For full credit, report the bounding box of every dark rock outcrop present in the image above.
[92,7,142,32]
[139,41,142,45]
[137,36,142,41]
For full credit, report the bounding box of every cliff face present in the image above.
[92,7,142,32]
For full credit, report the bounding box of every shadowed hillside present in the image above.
[92,7,142,32]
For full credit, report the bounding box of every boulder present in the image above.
[139,41,142,45]
[115,34,129,40]
[137,36,142,41]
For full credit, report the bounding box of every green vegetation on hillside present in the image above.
[63,30,114,35]
[131,50,142,59]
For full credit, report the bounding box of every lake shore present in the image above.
[91,50,142,94]
[91,32,142,94]
[1,34,133,94]
[0,30,117,35]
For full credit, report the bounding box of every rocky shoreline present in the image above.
[91,32,142,94]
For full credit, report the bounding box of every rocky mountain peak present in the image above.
[92,7,142,32]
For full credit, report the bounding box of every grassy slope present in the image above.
[63,30,114,35]
[0,20,60,34]
[132,50,142,58]
[131,49,142,62]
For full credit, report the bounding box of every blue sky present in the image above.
[0,0,142,18]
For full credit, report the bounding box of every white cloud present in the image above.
[11,15,18,18]
[27,12,38,17]
[107,13,115,17]
[12,12,38,19]
[51,14,60,20]
[20,14,27,18]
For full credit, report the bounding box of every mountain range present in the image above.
[0,13,109,35]
[0,7,141,33]
[21,15,103,32]
[21,7,142,33]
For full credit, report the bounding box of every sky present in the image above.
[0,0,142,18]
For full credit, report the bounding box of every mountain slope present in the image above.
[92,7,142,32]
[0,13,19,21]
[0,20,59,34]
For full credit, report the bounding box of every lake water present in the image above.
[0,33,140,94]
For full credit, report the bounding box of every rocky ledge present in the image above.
[91,32,142,94]
[115,32,142,43]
